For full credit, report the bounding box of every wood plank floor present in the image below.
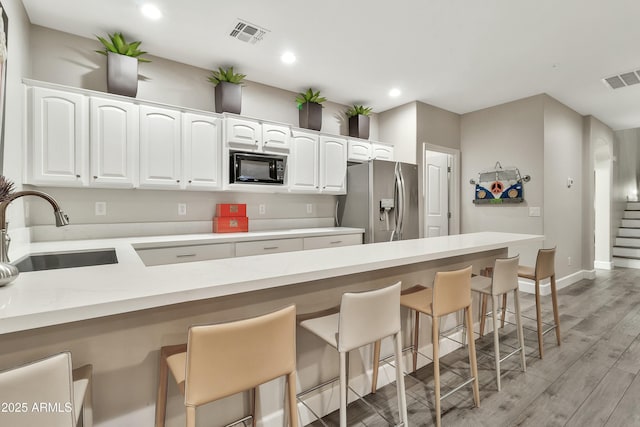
[308,267,640,426]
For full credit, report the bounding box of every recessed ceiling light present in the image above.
[389,88,401,97]
[140,3,162,20]
[281,51,296,64]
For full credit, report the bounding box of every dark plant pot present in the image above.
[299,102,322,131]
[215,81,242,114]
[348,114,370,139]
[107,52,139,97]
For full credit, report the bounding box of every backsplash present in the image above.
[23,186,338,241]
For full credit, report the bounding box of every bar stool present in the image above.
[472,256,526,391]
[372,266,479,427]
[517,247,560,358]
[0,351,93,427]
[299,282,408,427]
[155,305,298,427]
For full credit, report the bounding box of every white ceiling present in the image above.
[20,0,640,130]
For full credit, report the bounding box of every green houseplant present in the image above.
[296,88,326,131]
[208,67,246,114]
[96,32,150,97]
[346,104,373,139]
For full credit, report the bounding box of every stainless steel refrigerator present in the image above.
[338,160,419,243]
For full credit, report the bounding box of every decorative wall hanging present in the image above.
[470,162,531,204]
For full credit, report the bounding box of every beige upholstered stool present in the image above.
[299,282,408,427]
[472,256,526,391]
[372,266,479,427]
[155,305,298,427]
[0,351,93,427]
[517,247,560,358]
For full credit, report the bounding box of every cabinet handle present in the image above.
[264,246,279,250]
[188,180,192,183]
[176,253,197,258]
[330,240,342,244]
[76,174,81,178]
[93,176,98,179]
[176,179,180,183]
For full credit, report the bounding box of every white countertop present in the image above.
[0,231,541,334]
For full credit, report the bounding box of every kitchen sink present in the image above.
[13,248,118,272]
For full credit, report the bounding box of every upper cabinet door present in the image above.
[90,97,138,188]
[262,123,290,152]
[225,117,260,150]
[183,113,221,190]
[139,105,182,189]
[347,139,372,162]
[320,135,347,194]
[372,142,394,161]
[29,87,88,186]
[289,131,319,191]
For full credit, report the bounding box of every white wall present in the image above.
[542,95,585,277]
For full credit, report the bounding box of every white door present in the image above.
[225,117,260,151]
[90,97,138,188]
[139,105,182,189]
[183,113,221,190]
[425,151,449,237]
[347,139,372,162]
[289,131,319,191]
[372,143,394,161]
[319,135,347,194]
[29,87,87,186]
[261,123,290,152]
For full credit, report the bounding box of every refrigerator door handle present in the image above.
[334,200,340,226]
[390,164,401,241]
[397,163,406,239]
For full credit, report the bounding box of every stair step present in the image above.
[615,237,640,247]
[614,257,640,268]
[627,202,640,211]
[624,210,640,219]
[613,246,640,258]
[618,228,640,237]
[621,219,640,228]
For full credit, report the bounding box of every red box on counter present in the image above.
[212,216,249,233]
[216,203,247,217]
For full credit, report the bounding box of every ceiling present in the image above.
[20,0,640,130]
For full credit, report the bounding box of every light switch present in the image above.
[529,207,541,217]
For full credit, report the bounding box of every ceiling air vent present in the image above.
[603,69,640,89]
[229,19,269,44]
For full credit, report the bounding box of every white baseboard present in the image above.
[518,269,594,296]
[594,260,614,270]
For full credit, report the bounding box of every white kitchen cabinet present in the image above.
[139,105,182,189]
[303,234,362,250]
[235,238,303,257]
[136,242,234,266]
[27,86,88,186]
[90,97,138,188]
[182,113,221,190]
[289,130,319,191]
[261,122,290,152]
[371,142,394,161]
[319,135,348,194]
[347,138,372,162]
[225,117,261,151]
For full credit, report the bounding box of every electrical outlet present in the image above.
[306,203,313,214]
[95,202,107,216]
[528,207,541,217]
[259,204,266,215]
[178,203,187,216]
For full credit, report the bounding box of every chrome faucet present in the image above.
[0,190,69,263]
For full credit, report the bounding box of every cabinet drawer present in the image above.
[235,238,303,257]
[136,243,234,266]
[303,234,363,250]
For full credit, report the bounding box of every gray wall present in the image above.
[377,101,417,163]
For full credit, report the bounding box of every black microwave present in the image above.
[230,151,286,185]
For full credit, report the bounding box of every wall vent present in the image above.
[603,69,640,89]
[229,19,269,44]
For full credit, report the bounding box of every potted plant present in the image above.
[208,67,246,114]
[296,88,326,131]
[96,32,150,97]
[346,105,373,139]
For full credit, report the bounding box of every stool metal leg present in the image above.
[432,316,442,427]
[513,289,527,372]
[339,351,348,427]
[534,279,544,358]
[550,274,561,346]
[413,310,420,372]
[501,294,507,328]
[394,331,408,426]
[491,295,501,391]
